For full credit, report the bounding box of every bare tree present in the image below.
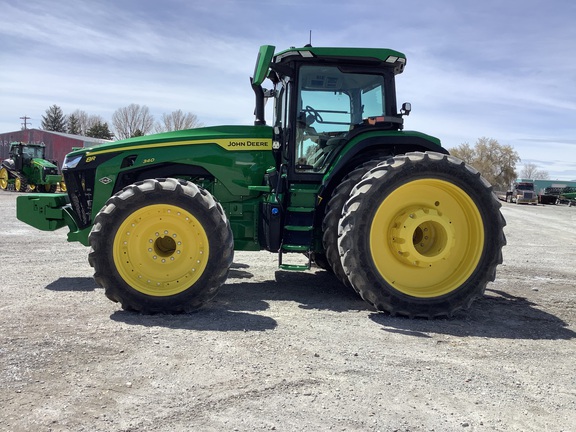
[154,110,203,133]
[520,162,550,180]
[450,137,520,190]
[69,109,89,135]
[112,104,154,139]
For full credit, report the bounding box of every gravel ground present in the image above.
[0,190,575,432]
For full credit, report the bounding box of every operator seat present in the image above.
[311,136,347,169]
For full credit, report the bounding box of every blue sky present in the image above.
[1,0,576,179]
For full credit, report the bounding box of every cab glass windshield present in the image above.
[295,65,386,172]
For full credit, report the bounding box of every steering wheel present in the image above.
[304,105,324,123]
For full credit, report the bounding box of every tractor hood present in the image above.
[63,125,274,166]
[32,157,58,169]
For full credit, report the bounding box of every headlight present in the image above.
[63,155,83,169]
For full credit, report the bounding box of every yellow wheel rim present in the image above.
[60,181,67,192]
[0,168,8,189]
[30,184,37,191]
[15,178,22,191]
[113,204,209,296]
[370,179,484,298]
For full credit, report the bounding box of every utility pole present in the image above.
[20,115,31,130]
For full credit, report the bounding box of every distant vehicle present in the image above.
[0,142,65,193]
[506,179,538,204]
[539,185,576,206]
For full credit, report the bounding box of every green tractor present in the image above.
[1,142,65,193]
[16,45,505,318]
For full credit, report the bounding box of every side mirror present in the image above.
[253,45,276,86]
[401,102,411,116]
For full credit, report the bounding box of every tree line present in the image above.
[40,104,203,140]
[449,137,549,191]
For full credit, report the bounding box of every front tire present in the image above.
[39,184,57,193]
[339,152,506,318]
[15,177,28,192]
[88,178,234,313]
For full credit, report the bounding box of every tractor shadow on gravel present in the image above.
[45,277,99,292]
[370,288,576,341]
[109,267,371,331]
[222,267,372,314]
[110,308,279,332]
[45,271,575,341]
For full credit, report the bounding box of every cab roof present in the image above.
[252,44,407,87]
[273,46,407,74]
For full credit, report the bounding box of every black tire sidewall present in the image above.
[323,158,389,288]
[89,179,233,313]
[340,153,505,317]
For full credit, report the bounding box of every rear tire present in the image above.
[88,178,234,313]
[0,167,9,190]
[323,158,389,287]
[339,152,506,318]
[310,252,331,271]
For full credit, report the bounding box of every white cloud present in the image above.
[1,0,575,179]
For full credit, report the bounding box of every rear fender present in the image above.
[322,133,447,197]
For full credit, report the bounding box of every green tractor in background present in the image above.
[16,45,506,318]
[0,142,65,193]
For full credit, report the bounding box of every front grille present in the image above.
[62,168,96,229]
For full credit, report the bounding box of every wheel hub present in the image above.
[369,178,485,298]
[391,206,456,268]
[145,231,182,264]
[114,205,209,296]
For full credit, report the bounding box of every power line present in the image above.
[20,115,31,130]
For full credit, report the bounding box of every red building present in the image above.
[0,129,110,169]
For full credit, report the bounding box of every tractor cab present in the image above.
[10,142,46,171]
[252,45,409,179]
